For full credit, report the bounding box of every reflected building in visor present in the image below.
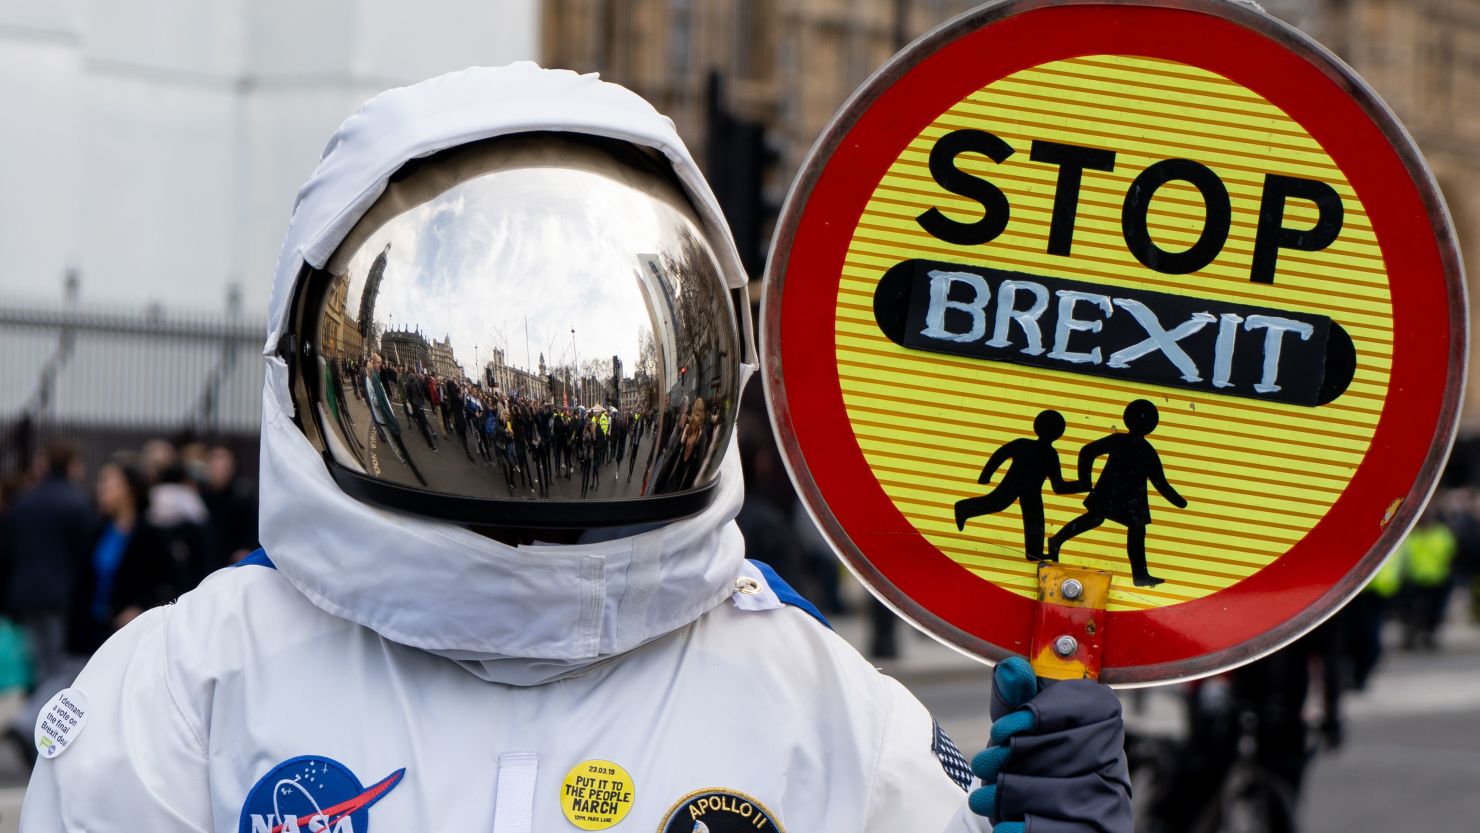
[486,348,549,402]
[321,275,364,360]
[382,328,432,372]
[427,336,461,380]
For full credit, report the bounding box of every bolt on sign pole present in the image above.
[761,0,1466,685]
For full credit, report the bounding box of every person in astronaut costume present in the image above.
[21,64,1129,833]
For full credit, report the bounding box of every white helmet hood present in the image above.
[258,64,757,684]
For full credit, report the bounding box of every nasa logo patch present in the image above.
[657,789,784,833]
[238,755,405,833]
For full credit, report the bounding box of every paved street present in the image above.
[339,394,662,500]
[894,645,1480,833]
[1300,647,1480,833]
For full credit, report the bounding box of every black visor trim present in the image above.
[327,460,719,529]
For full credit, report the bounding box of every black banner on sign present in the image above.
[873,259,1355,406]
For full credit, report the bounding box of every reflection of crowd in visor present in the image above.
[318,344,730,500]
[309,176,740,501]
[316,190,745,503]
[362,353,427,486]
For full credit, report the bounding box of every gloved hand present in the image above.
[967,657,1132,833]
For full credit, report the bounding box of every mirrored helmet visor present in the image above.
[287,134,743,528]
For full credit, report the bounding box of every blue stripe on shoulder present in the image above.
[234,549,277,570]
[748,559,830,629]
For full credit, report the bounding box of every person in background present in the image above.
[352,356,365,401]
[0,441,94,686]
[558,408,574,477]
[489,405,517,494]
[627,409,644,481]
[403,369,438,452]
[446,379,471,461]
[1145,626,1345,833]
[7,455,178,768]
[147,461,213,594]
[674,398,709,489]
[530,403,551,497]
[426,372,444,436]
[201,445,259,569]
[1443,488,1480,624]
[504,401,525,490]
[69,456,178,655]
[1350,550,1402,690]
[735,400,801,592]
[579,416,597,498]
[1398,505,1457,650]
[364,353,427,486]
[379,358,399,396]
[610,408,627,475]
[178,442,211,485]
[594,408,610,472]
[0,476,27,518]
[138,438,183,489]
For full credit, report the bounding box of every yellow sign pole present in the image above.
[1030,564,1113,681]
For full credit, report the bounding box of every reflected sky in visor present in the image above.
[339,162,707,379]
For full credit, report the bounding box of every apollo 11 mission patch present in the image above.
[657,788,784,833]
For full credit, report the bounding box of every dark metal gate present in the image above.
[0,293,266,480]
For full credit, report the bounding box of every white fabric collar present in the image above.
[259,387,746,681]
[256,64,756,684]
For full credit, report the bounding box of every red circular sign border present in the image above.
[763,0,1465,683]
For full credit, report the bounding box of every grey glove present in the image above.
[968,657,1132,833]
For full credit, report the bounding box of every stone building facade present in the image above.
[381,328,430,371]
[321,275,364,360]
[1263,0,1480,426]
[427,335,461,380]
[542,0,980,209]
[486,347,551,401]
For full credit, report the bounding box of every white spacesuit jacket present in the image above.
[21,64,990,833]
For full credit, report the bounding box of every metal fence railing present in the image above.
[0,296,267,479]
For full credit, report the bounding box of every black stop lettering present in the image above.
[1250,174,1344,284]
[1121,158,1232,275]
[1031,140,1117,256]
[917,129,1015,246]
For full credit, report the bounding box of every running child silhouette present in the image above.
[1049,399,1187,587]
[954,409,1073,561]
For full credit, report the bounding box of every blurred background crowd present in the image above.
[0,438,256,762]
[2,0,1480,831]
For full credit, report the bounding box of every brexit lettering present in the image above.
[874,260,1354,406]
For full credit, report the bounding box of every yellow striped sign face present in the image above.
[766,0,1461,680]
[835,55,1390,611]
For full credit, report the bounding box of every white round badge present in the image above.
[35,687,89,759]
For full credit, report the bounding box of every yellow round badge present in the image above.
[560,760,635,830]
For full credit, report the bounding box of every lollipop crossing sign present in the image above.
[763,0,1466,684]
